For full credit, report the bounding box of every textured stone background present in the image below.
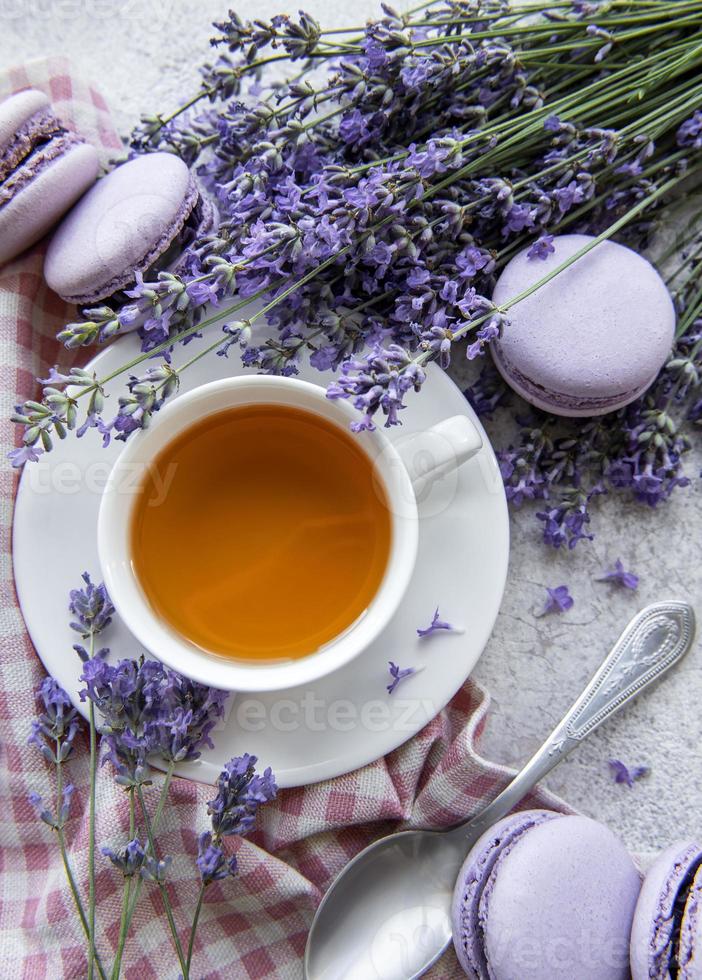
[2,0,700,860]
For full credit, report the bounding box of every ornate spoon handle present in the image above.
[456,601,696,840]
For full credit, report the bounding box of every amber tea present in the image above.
[130,404,392,662]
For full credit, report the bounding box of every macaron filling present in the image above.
[678,864,701,978]
[0,106,67,183]
[669,856,702,977]
[0,129,86,208]
[645,844,702,979]
[143,190,214,277]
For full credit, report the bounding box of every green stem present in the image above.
[118,766,177,970]
[186,884,206,973]
[135,785,189,979]
[53,740,108,980]
[110,790,136,980]
[87,631,97,980]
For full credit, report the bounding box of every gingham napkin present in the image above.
[0,59,569,980]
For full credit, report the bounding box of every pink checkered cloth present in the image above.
[0,59,569,979]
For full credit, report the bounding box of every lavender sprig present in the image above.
[186,755,277,972]
[29,571,274,978]
[92,656,231,977]
[70,572,224,979]
[69,572,116,980]
[69,572,114,661]
[206,753,277,840]
[27,680,108,980]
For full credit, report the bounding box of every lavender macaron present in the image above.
[0,89,99,266]
[491,234,675,416]
[452,809,641,979]
[630,840,702,979]
[44,151,216,305]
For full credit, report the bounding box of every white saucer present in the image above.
[13,329,509,788]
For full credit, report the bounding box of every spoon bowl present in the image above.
[305,828,465,980]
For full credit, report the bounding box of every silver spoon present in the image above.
[304,600,696,980]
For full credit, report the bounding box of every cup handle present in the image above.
[395,415,483,493]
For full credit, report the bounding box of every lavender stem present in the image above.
[53,738,108,980]
[135,785,189,978]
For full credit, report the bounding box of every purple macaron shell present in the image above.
[0,89,50,154]
[482,815,640,980]
[630,840,702,980]
[491,234,675,417]
[452,809,559,978]
[44,151,204,304]
[0,141,99,267]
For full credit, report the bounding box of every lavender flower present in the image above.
[464,363,508,418]
[207,754,277,838]
[80,656,230,785]
[197,830,237,884]
[8,444,43,467]
[28,784,74,829]
[537,586,574,617]
[417,607,462,638]
[527,235,555,260]
[140,855,173,882]
[69,572,114,660]
[28,677,82,764]
[102,838,146,876]
[537,498,595,550]
[596,560,639,590]
[387,661,419,694]
[150,672,229,764]
[28,791,57,828]
[608,759,649,788]
[677,111,702,150]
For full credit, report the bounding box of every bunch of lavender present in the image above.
[28,573,276,979]
[9,0,702,541]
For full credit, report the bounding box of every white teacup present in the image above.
[97,376,482,692]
